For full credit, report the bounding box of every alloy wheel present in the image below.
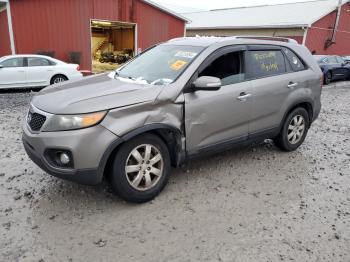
[54,77,66,83]
[287,115,305,144]
[125,144,164,191]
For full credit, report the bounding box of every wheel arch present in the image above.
[50,74,68,85]
[98,124,185,181]
[279,100,314,133]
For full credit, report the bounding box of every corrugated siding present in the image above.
[306,3,350,55]
[135,0,185,50]
[9,0,185,70]
[0,9,11,56]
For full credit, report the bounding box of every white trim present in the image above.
[134,23,138,54]
[302,27,308,45]
[6,1,15,55]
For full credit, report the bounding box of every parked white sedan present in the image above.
[0,55,83,89]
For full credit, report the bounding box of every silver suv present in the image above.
[22,37,322,203]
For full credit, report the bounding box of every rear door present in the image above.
[327,56,344,80]
[0,57,26,88]
[335,56,350,79]
[184,45,253,153]
[26,57,55,86]
[246,45,308,134]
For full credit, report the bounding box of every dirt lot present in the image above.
[0,83,349,262]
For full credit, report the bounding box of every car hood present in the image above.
[31,73,164,114]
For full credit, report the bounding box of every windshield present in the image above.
[117,44,204,85]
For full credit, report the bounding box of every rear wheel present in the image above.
[110,134,171,203]
[324,71,332,85]
[50,75,68,85]
[274,107,310,152]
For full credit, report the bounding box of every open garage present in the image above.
[91,20,136,73]
[0,0,188,72]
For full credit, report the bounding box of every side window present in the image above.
[327,56,337,64]
[28,58,52,67]
[336,56,345,64]
[198,51,245,86]
[282,47,306,72]
[0,58,24,68]
[322,57,329,64]
[247,50,286,79]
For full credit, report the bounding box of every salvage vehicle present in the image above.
[23,37,322,203]
[314,55,350,85]
[0,55,82,89]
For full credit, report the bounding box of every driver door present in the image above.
[184,45,253,154]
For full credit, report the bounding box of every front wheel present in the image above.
[274,107,310,152]
[110,134,171,203]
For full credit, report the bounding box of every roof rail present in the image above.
[234,36,298,44]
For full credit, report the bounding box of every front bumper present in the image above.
[22,121,118,185]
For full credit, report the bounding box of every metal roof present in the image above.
[142,0,190,22]
[184,0,349,29]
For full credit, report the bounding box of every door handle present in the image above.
[237,92,252,102]
[287,82,298,88]
[17,70,25,73]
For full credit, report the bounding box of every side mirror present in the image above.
[0,65,3,69]
[192,76,222,91]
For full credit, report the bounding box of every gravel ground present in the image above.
[0,83,349,262]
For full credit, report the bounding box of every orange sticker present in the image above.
[170,60,187,71]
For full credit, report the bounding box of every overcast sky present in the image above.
[154,0,321,12]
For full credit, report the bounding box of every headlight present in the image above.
[42,111,107,131]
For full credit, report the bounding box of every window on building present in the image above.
[247,50,286,79]
[0,58,24,68]
[199,51,245,86]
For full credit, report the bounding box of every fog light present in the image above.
[60,153,70,165]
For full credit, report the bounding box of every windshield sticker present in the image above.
[174,51,197,59]
[170,60,188,71]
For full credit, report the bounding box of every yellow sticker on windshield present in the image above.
[170,60,187,71]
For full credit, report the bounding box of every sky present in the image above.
[153,0,322,12]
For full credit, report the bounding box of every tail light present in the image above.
[76,65,80,71]
[320,75,324,87]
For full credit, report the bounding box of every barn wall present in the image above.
[0,9,11,57]
[9,0,185,70]
[186,28,304,44]
[306,2,350,55]
[134,1,185,50]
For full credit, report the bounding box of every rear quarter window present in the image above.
[247,50,286,79]
[282,47,306,72]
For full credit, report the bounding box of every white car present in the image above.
[0,55,83,89]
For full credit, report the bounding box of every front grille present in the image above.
[28,112,46,131]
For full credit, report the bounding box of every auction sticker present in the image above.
[170,60,188,71]
[174,51,197,59]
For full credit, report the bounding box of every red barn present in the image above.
[185,0,350,56]
[0,0,187,72]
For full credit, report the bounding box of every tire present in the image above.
[274,107,310,152]
[50,75,68,85]
[110,134,171,203]
[324,71,332,85]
